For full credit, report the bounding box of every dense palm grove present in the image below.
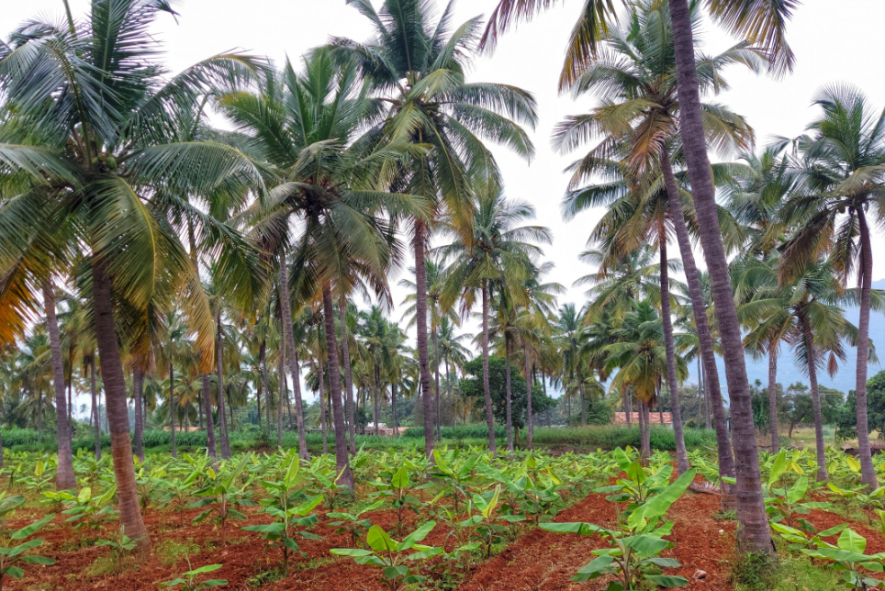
[1,0,885,584]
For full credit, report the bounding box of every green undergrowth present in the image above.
[733,554,841,591]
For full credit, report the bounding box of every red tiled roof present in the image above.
[614,412,672,424]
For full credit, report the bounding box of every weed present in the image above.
[731,551,776,591]
[246,567,284,588]
[156,539,200,566]
[714,509,737,521]
[734,555,841,591]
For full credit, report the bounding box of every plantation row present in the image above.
[0,425,718,455]
[0,445,882,589]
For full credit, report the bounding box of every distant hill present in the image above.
[688,279,885,397]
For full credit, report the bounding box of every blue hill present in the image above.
[688,279,885,397]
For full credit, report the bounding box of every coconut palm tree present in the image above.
[605,299,688,460]
[738,254,883,481]
[0,1,271,549]
[480,0,798,554]
[440,186,551,454]
[42,281,76,490]
[331,0,538,459]
[781,86,885,488]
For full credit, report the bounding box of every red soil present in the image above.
[9,479,884,590]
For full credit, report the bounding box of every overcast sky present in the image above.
[6,0,885,407]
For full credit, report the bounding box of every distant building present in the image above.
[614,412,673,426]
[362,423,409,436]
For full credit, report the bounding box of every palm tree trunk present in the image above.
[321,282,354,488]
[525,347,534,450]
[666,0,770,551]
[413,224,435,459]
[278,258,309,461]
[504,335,514,453]
[134,369,144,462]
[768,345,779,452]
[855,209,878,488]
[801,316,828,481]
[578,366,587,426]
[624,386,630,425]
[42,280,75,491]
[169,363,177,458]
[263,343,271,431]
[662,150,736,505]
[317,356,328,456]
[91,259,149,551]
[202,374,216,458]
[90,357,101,460]
[215,313,231,459]
[373,363,381,437]
[338,294,357,453]
[658,235,690,474]
[433,328,442,442]
[638,398,648,461]
[278,339,286,448]
[481,279,497,455]
[391,382,398,435]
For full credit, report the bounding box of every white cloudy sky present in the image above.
[7,0,885,405]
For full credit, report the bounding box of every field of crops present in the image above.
[0,445,883,590]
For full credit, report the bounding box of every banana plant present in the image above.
[770,521,848,552]
[802,528,885,589]
[429,449,479,516]
[595,448,674,509]
[191,456,255,546]
[59,485,118,530]
[97,525,140,573]
[0,494,24,536]
[331,522,442,591]
[242,454,324,575]
[828,483,885,520]
[460,485,525,558]
[306,460,351,511]
[160,559,227,591]
[541,469,697,591]
[369,465,422,532]
[765,452,830,530]
[327,500,385,546]
[0,515,56,591]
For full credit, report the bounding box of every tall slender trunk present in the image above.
[134,369,144,462]
[67,356,73,431]
[624,386,630,425]
[567,369,572,424]
[433,327,442,442]
[658,234,690,474]
[201,374,216,458]
[504,335,514,453]
[800,315,828,481]
[91,259,149,550]
[662,151,736,504]
[413,224,435,459]
[338,294,357,453]
[278,258,308,461]
[481,279,497,455]
[43,281,76,490]
[321,283,353,489]
[391,383,399,436]
[666,0,770,551]
[188,219,215,458]
[317,355,328,456]
[578,366,587,426]
[263,343,271,431]
[278,338,285,448]
[855,209,877,488]
[90,357,102,459]
[215,313,230,459]
[768,346,779,452]
[373,363,381,437]
[638,398,648,461]
[525,347,534,449]
[169,363,177,458]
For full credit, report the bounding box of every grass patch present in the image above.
[734,555,842,591]
[156,539,200,566]
[84,554,121,577]
[732,551,777,591]
[247,566,285,587]
[714,509,737,521]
